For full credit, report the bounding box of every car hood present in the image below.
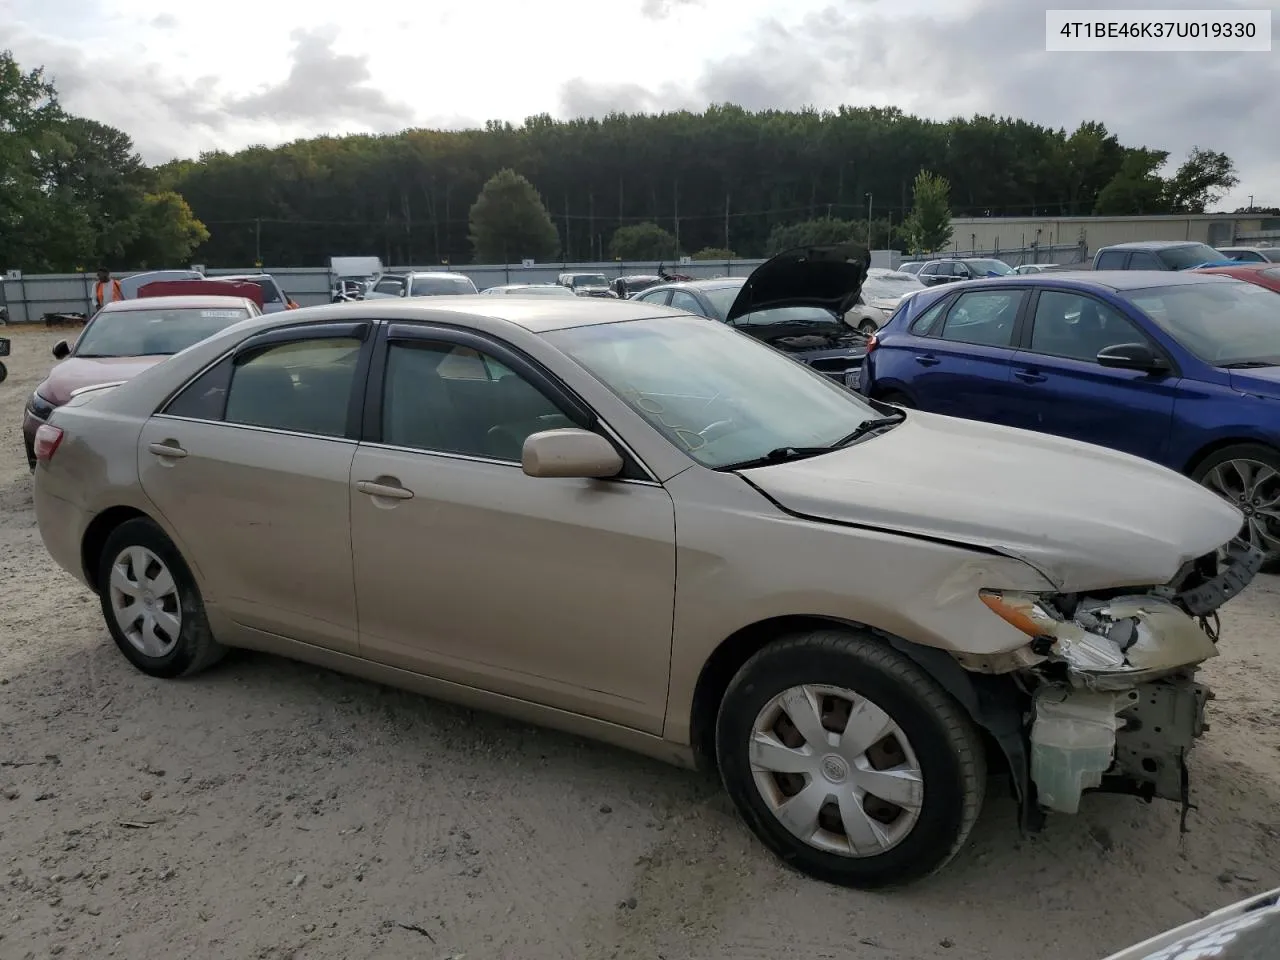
[726,243,870,323]
[740,410,1242,593]
[39,355,166,405]
[1228,367,1280,400]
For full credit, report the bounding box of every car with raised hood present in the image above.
[859,271,1280,563]
[633,243,870,389]
[22,295,260,469]
[31,290,1259,889]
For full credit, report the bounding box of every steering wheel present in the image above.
[698,419,736,443]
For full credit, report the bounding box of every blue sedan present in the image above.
[859,271,1280,560]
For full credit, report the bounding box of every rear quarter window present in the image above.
[908,296,951,335]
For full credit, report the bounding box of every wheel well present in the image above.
[688,615,858,772]
[80,507,149,592]
[1183,438,1278,476]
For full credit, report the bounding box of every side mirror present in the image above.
[522,428,623,479]
[52,340,71,360]
[1096,342,1169,373]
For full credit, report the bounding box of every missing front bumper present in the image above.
[1030,675,1209,815]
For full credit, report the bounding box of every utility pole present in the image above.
[618,175,624,225]
[724,193,731,251]
[1249,194,1255,211]
[254,217,261,264]
[866,193,873,249]
[564,195,571,262]
[673,178,680,256]
[588,190,595,259]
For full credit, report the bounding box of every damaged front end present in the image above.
[975,538,1262,822]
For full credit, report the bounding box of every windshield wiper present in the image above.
[716,412,905,471]
[1222,360,1280,368]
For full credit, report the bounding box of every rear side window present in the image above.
[1028,291,1148,363]
[223,338,363,437]
[373,277,405,296]
[938,290,1023,347]
[908,296,951,335]
[1128,252,1163,270]
[669,290,705,315]
[1095,251,1127,270]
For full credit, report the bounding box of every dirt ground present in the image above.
[1,324,1278,960]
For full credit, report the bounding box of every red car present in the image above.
[1193,261,1280,292]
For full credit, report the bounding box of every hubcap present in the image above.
[108,546,182,658]
[1201,458,1280,557]
[748,684,924,858]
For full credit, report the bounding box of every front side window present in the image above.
[1128,252,1164,270]
[74,306,251,358]
[382,342,574,461]
[937,290,1023,347]
[1029,291,1147,363]
[223,337,362,437]
[1095,251,1127,270]
[1124,280,1280,367]
[547,315,889,470]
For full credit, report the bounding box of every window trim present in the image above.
[362,321,657,483]
[924,287,1027,348]
[156,320,374,440]
[1018,288,1181,375]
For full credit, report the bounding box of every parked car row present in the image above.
[20,244,1267,894]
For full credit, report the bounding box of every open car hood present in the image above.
[725,243,870,324]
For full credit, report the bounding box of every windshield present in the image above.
[1123,281,1280,366]
[74,307,250,358]
[862,274,926,300]
[571,274,609,288]
[1158,243,1224,269]
[547,315,884,469]
[411,276,477,296]
[966,259,1013,276]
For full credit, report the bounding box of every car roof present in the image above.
[1097,241,1205,251]
[217,273,274,281]
[407,271,473,279]
[646,278,745,292]
[101,295,258,312]
[932,270,1242,292]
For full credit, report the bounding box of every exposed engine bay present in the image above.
[973,538,1263,821]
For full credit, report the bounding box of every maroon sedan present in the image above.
[23,295,259,468]
[1193,261,1280,293]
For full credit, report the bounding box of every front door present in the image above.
[1005,289,1177,461]
[349,325,677,733]
[138,322,371,652]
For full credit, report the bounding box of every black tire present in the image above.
[715,629,986,888]
[25,434,36,471]
[96,517,225,678]
[0,361,7,384]
[857,319,878,335]
[1190,442,1280,564]
[878,390,915,409]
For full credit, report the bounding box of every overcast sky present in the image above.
[4,0,1277,211]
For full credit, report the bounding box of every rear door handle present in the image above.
[914,354,941,367]
[1013,368,1047,383]
[356,480,414,500]
[147,441,187,459]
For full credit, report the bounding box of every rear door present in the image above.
[902,286,1028,421]
[138,321,372,652]
[1004,288,1178,460]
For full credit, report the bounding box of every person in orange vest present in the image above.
[94,268,123,311]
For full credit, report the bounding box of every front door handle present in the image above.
[356,479,414,500]
[1013,368,1047,383]
[914,354,941,367]
[147,441,187,459]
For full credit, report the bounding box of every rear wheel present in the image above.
[1191,443,1280,563]
[715,629,986,888]
[857,319,878,335]
[25,433,36,470]
[96,518,225,678]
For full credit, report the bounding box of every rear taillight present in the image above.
[34,424,64,463]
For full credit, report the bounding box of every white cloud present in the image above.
[3,0,1277,207]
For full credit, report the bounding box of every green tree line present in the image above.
[2,49,1243,271]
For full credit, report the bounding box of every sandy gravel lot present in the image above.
[1,324,1278,960]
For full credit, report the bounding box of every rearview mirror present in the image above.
[51,340,70,360]
[522,428,623,479]
[1096,342,1169,373]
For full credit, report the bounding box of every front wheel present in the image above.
[716,629,986,888]
[1191,443,1280,563]
[96,518,226,678]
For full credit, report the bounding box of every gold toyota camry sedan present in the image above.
[32,251,1260,888]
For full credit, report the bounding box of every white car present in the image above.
[366,272,478,299]
[843,270,927,333]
